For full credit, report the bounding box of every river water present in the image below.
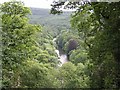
[53,38,68,66]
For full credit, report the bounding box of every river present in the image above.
[53,38,68,66]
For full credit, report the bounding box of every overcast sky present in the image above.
[0,0,54,9]
[1,0,119,8]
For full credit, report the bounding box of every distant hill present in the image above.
[29,8,72,30]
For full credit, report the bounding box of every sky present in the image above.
[1,0,119,10]
[0,0,54,9]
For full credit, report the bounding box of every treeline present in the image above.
[1,0,120,89]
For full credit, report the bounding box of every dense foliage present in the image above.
[1,0,120,89]
[1,1,89,88]
[51,0,120,88]
[1,1,59,88]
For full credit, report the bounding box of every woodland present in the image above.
[0,0,120,89]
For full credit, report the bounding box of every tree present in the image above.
[56,62,90,88]
[89,2,120,88]
[67,39,78,53]
[58,62,77,88]
[1,1,41,87]
[20,60,54,88]
[50,1,120,88]
[69,49,88,65]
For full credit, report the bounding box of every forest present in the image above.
[0,0,120,89]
